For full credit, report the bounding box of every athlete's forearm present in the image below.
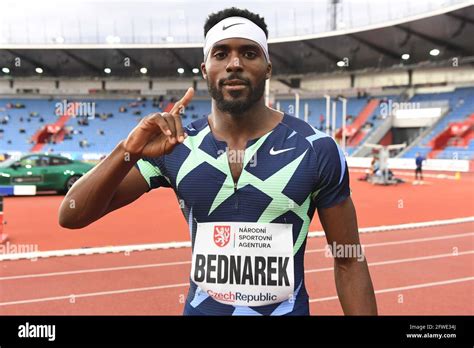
[334,257,378,315]
[58,140,139,229]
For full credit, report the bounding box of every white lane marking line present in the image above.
[0,283,189,307]
[305,250,474,274]
[308,216,474,237]
[307,232,474,253]
[309,276,474,303]
[0,251,472,307]
[2,236,472,281]
[0,261,192,281]
[0,240,192,261]
[1,216,472,261]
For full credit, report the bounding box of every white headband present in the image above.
[203,16,269,62]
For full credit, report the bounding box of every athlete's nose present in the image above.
[225,52,243,73]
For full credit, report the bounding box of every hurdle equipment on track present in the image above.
[364,143,407,185]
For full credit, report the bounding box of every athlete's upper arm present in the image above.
[317,196,359,247]
[311,136,356,246]
[103,165,150,215]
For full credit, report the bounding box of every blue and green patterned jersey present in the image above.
[135,113,350,315]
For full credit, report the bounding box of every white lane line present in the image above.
[306,232,474,253]
[0,260,192,281]
[0,283,189,307]
[2,236,472,281]
[1,216,472,261]
[305,250,474,274]
[0,240,192,261]
[309,277,474,303]
[308,216,474,238]
[0,251,472,307]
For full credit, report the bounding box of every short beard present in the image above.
[208,77,266,115]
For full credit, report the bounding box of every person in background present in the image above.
[414,152,425,185]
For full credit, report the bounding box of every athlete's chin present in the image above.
[217,99,255,115]
[222,88,249,99]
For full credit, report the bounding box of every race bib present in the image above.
[191,222,294,307]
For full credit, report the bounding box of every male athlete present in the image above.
[59,8,377,316]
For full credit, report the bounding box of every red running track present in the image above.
[2,170,474,251]
[0,221,472,315]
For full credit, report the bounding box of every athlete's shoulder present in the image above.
[280,113,333,150]
[280,113,318,137]
[283,115,350,208]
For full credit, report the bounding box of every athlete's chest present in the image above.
[165,129,317,221]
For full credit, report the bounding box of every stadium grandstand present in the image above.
[0,0,473,167]
[0,1,474,164]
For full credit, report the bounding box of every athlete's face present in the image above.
[202,38,272,114]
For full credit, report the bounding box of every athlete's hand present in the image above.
[123,87,194,157]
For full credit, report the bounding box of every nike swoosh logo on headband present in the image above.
[222,23,244,30]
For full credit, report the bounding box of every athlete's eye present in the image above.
[214,51,227,59]
[244,51,257,59]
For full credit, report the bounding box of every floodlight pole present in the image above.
[294,91,300,118]
[331,101,336,139]
[304,102,309,123]
[324,94,331,134]
[339,97,347,151]
[265,79,270,107]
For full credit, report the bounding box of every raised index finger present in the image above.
[170,87,195,116]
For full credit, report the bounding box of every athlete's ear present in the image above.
[201,62,207,80]
[265,60,272,80]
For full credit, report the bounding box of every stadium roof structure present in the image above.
[0,3,473,79]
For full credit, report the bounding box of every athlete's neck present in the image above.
[208,98,283,145]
